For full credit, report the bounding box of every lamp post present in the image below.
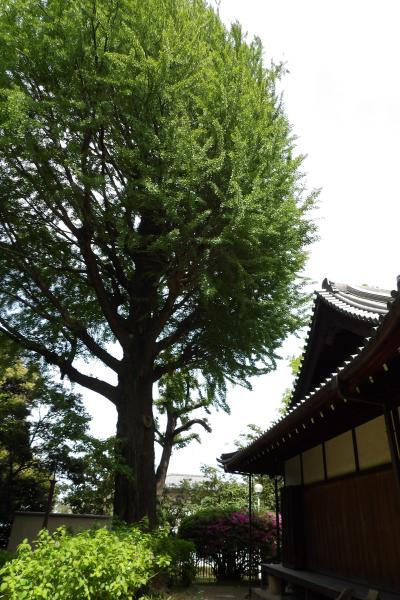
[248,478,264,597]
[247,474,253,598]
[254,482,263,513]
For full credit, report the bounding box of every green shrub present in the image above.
[0,526,171,599]
[157,537,196,587]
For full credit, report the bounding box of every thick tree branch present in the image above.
[77,232,129,346]
[0,320,117,403]
[11,139,129,348]
[0,239,120,372]
[155,409,177,496]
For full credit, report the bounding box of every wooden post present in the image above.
[274,477,281,562]
[383,405,400,504]
[268,574,283,595]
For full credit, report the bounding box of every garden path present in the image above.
[173,584,249,600]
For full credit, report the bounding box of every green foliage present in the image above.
[278,354,302,416]
[60,437,116,515]
[235,423,265,448]
[179,507,277,581]
[0,340,91,543]
[0,0,316,521]
[0,0,315,392]
[0,526,172,599]
[191,466,248,511]
[156,536,196,587]
[158,466,248,531]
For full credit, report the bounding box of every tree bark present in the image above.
[113,365,157,527]
[155,411,177,498]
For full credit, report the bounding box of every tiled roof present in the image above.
[320,278,392,321]
[165,473,206,488]
[289,279,394,406]
[220,276,400,473]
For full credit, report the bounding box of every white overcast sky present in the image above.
[82,0,400,475]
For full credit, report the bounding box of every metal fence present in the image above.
[194,555,217,582]
[193,551,264,583]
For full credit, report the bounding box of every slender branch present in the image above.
[173,419,211,438]
[156,310,199,352]
[153,344,201,381]
[176,399,209,416]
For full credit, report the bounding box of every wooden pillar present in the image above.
[383,405,400,505]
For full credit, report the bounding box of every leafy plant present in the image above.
[0,526,171,599]
[156,536,196,587]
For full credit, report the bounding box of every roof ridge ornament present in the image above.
[322,277,333,292]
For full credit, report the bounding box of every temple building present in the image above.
[220,278,400,597]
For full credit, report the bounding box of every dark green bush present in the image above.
[157,536,196,587]
[0,526,171,599]
[0,549,14,570]
[179,508,277,581]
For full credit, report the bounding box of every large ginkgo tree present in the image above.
[0,0,316,525]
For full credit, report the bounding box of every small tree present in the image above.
[155,371,226,496]
[60,437,116,515]
[0,339,91,545]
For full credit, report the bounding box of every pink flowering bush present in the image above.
[179,509,278,581]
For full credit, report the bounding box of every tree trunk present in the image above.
[155,411,177,497]
[113,366,157,527]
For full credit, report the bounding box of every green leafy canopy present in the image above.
[0,0,316,401]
